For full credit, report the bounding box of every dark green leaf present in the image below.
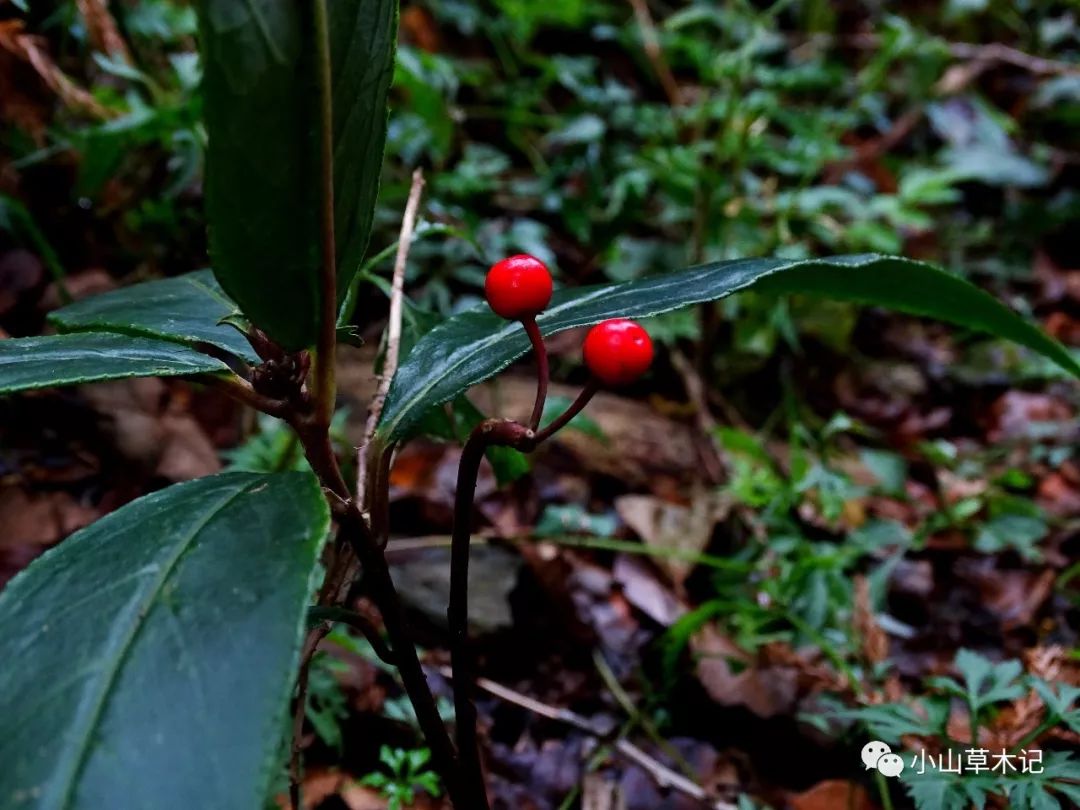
[49,270,258,361]
[376,254,1080,445]
[198,0,397,349]
[0,333,230,394]
[0,471,330,809]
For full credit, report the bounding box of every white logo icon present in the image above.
[861,741,905,778]
[877,753,905,778]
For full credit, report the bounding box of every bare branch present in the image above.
[626,0,682,106]
[443,667,738,810]
[358,168,426,504]
[289,624,331,810]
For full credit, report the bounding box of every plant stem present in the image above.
[311,0,337,431]
[294,419,350,502]
[521,317,549,431]
[369,447,393,546]
[307,605,396,666]
[533,378,599,443]
[290,624,330,810]
[338,506,465,805]
[212,375,291,419]
[449,420,534,810]
[441,385,607,807]
[449,431,490,809]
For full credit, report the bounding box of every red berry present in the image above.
[485,254,553,320]
[582,318,654,386]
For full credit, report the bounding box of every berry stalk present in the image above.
[522,317,549,430]
[449,419,534,810]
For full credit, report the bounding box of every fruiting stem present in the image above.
[449,431,490,809]
[445,383,604,807]
[311,0,337,431]
[534,378,599,443]
[522,317,549,431]
[449,420,534,810]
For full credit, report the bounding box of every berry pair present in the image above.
[484,254,653,386]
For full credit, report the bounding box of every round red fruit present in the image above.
[582,318,654,386]
[484,254,553,320]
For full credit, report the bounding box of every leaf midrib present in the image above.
[52,481,255,810]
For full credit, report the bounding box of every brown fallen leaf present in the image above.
[853,575,888,666]
[0,249,44,318]
[400,5,441,53]
[0,487,100,587]
[974,566,1055,631]
[0,486,99,550]
[155,412,222,481]
[1037,466,1080,518]
[983,647,1080,750]
[297,768,346,809]
[615,487,729,587]
[40,268,115,311]
[789,779,875,810]
[338,783,390,810]
[691,626,799,718]
[611,554,686,627]
[1044,311,1080,345]
[987,390,1075,442]
[79,378,221,481]
[0,20,109,119]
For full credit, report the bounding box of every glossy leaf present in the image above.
[0,471,330,809]
[198,0,397,349]
[0,333,231,394]
[49,270,258,361]
[376,254,1080,445]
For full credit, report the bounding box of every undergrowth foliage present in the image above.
[0,2,1078,810]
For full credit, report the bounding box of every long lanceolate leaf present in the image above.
[49,270,258,361]
[0,471,330,810]
[0,332,232,394]
[198,0,397,350]
[375,254,1080,445]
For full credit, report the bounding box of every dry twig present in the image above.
[442,666,739,810]
[626,0,682,106]
[357,167,426,504]
[0,21,110,119]
[76,0,131,63]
